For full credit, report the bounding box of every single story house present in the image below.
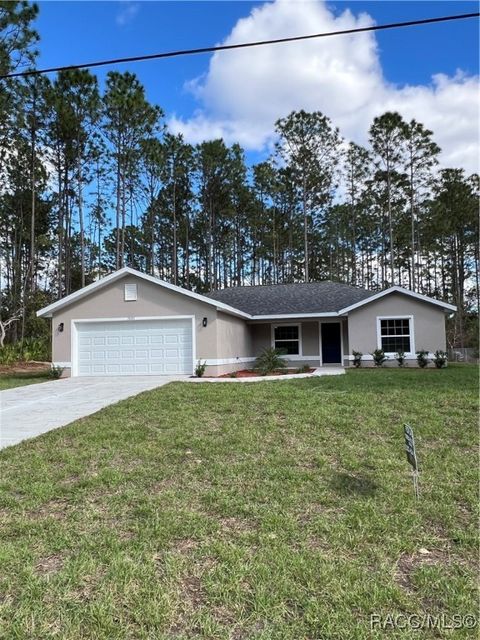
[37,267,456,377]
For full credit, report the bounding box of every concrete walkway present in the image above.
[186,367,345,383]
[0,376,184,450]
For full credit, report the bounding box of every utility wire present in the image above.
[1,12,479,79]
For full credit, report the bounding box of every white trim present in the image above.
[191,317,197,375]
[71,315,196,377]
[376,315,415,357]
[249,312,338,321]
[37,267,250,319]
[204,357,256,366]
[271,323,302,356]
[319,320,343,365]
[338,286,457,314]
[204,356,322,366]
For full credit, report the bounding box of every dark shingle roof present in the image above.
[205,281,375,316]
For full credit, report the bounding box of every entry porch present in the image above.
[249,318,348,368]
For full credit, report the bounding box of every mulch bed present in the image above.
[0,361,51,375]
[216,368,314,378]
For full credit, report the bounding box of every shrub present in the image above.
[371,348,388,367]
[49,365,64,379]
[0,345,17,366]
[0,337,50,365]
[254,348,287,376]
[194,360,207,377]
[433,350,448,369]
[416,350,429,368]
[228,370,238,378]
[352,350,362,368]
[296,364,310,374]
[395,351,407,367]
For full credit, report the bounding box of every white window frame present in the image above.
[124,283,138,301]
[271,323,302,356]
[376,315,415,356]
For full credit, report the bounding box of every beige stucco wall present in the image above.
[347,292,447,365]
[249,319,347,367]
[216,312,253,359]
[51,274,219,369]
[251,320,323,356]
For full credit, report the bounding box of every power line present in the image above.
[1,12,478,80]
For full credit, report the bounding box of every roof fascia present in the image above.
[338,286,457,314]
[248,312,339,321]
[37,267,251,319]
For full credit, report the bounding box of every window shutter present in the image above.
[124,283,137,301]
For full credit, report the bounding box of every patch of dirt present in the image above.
[28,498,71,521]
[215,368,314,379]
[219,516,255,534]
[35,554,65,576]
[172,538,199,554]
[68,567,106,603]
[181,575,204,606]
[395,548,449,591]
[0,361,50,374]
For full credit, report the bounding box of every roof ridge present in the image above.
[208,280,369,294]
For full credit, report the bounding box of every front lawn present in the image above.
[0,369,51,390]
[0,366,477,639]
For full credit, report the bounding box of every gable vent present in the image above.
[124,283,137,301]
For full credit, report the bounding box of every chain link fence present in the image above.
[448,348,479,363]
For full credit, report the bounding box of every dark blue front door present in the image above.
[321,323,342,364]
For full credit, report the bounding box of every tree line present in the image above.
[0,2,478,349]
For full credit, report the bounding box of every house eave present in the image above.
[248,312,339,321]
[338,286,457,314]
[36,267,252,320]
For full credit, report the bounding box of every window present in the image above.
[124,283,137,301]
[273,325,300,355]
[379,318,412,353]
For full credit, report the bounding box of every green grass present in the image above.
[0,370,51,390]
[0,366,477,639]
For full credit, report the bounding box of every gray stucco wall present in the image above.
[347,292,447,365]
[216,312,253,359]
[51,275,219,371]
[250,321,321,357]
[249,319,348,367]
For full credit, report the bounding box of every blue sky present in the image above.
[35,1,479,170]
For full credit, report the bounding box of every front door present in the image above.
[321,322,342,364]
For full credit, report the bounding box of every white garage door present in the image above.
[75,319,193,376]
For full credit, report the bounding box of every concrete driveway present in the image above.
[0,376,183,450]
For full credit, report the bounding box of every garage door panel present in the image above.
[75,319,193,376]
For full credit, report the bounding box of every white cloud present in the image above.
[116,1,140,26]
[169,0,479,173]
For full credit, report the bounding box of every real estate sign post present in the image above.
[404,424,419,499]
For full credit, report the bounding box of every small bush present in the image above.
[194,361,207,377]
[352,350,362,368]
[416,350,429,368]
[228,371,238,378]
[371,348,388,367]
[296,364,311,374]
[0,337,50,365]
[433,350,448,369]
[254,348,287,376]
[49,365,64,379]
[395,351,407,367]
